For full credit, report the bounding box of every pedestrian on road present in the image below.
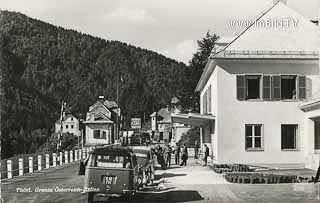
[180,144,188,166]
[204,144,209,166]
[194,140,199,159]
[174,143,180,165]
[165,144,172,168]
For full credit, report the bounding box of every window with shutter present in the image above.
[237,75,245,100]
[298,76,306,100]
[272,76,281,100]
[263,75,271,100]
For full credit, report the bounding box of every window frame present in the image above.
[236,74,307,102]
[281,124,299,151]
[280,75,298,101]
[245,75,262,100]
[245,124,264,151]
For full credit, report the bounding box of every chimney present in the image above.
[273,0,287,5]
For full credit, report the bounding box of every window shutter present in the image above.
[306,78,312,99]
[237,75,245,100]
[298,76,306,100]
[263,75,271,100]
[272,75,281,100]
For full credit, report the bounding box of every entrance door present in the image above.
[315,120,320,153]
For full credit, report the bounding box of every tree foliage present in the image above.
[181,31,219,111]
[0,11,190,158]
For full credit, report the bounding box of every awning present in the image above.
[171,113,215,127]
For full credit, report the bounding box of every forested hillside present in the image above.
[0,11,192,158]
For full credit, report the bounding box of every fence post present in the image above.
[18,158,24,176]
[53,153,57,167]
[45,154,50,169]
[29,157,33,174]
[59,152,63,166]
[70,151,73,163]
[7,160,12,179]
[82,149,86,159]
[64,151,68,164]
[38,155,42,171]
[75,150,78,161]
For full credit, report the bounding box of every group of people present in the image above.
[155,141,210,168]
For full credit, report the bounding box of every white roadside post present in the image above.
[52,153,57,167]
[18,158,23,176]
[29,157,33,174]
[75,150,78,161]
[64,151,68,164]
[45,154,50,169]
[79,149,82,160]
[7,160,12,179]
[70,151,73,163]
[38,155,42,171]
[59,152,63,166]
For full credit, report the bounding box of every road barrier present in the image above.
[1,147,90,180]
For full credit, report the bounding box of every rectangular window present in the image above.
[245,124,263,150]
[71,125,74,129]
[65,124,68,129]
[281,75,297,100]
[208,85,211,113]
[281,124,298,150]
[102,131,106,139]
[246,76,261,99]
[203,91,207,114]
[93,130,101,139]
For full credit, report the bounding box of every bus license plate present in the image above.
[102,176,117,185]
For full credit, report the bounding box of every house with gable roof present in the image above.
[55,108,80,137]
[172,0,320,169]
[83,96,120,146]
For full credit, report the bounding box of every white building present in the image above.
[173,1,320,169]
[83,97,118,146]
[55,113,80,137]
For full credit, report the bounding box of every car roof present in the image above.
[92,145,133,156]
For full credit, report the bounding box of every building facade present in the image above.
[173,1,320,169]
[83,97,120,146]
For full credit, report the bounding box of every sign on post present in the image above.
[131,118,141,129]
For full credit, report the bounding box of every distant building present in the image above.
[55,110,80,136]
[83,96,120,146]
[151,97,191,143]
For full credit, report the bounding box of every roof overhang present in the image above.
[211,50,319,60]
[195,59,216,92]
[83,120,114,124]
[171,113,215,127]
[299,99,320,112]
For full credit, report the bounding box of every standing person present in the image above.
[180,144,188,166]
[165,144,172,168]
[194,140,199,159]
[174,144,180,165]
[204,144,209,166]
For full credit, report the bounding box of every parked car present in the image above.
[81,146,142,202]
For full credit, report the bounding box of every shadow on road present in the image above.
[100,190,204,203]
[161,173,186,178]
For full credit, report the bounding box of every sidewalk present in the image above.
[155,158,228,186]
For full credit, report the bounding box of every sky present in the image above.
[1,0,318,64]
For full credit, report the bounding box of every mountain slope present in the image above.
[0,10,189,158]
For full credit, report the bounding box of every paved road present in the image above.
[2,160,320,203]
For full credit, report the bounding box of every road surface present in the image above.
[2,159,320,203]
